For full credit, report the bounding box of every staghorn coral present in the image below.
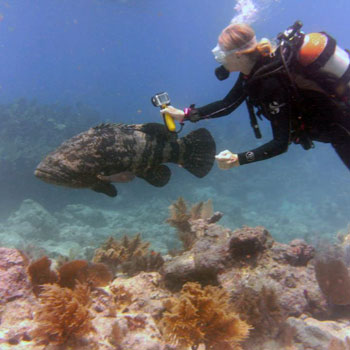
[93,234,163,276]
[160,282,250,350]
[166,197,220,251]
[32,281,95,345]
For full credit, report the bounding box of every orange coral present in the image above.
[58,260,112,288]
[58,259,89,288]
[27,256,58,296]
[32,281,94,345]
[160,282,250,350]
[28,257,112,295]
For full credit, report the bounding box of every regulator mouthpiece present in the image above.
[215,65,230,80]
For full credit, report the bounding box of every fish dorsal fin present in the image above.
[137,165,171,187]
[92,122,123,131]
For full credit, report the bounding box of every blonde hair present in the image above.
[218,23,275,58]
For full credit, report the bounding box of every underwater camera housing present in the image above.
[151,92,171,107]
[151,92,176,132]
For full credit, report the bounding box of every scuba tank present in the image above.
[297,32,350,99]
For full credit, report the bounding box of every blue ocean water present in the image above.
[0,0,349,254]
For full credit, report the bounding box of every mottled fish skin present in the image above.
[34,122,216,196]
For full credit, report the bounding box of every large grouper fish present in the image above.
[34,122,216,197]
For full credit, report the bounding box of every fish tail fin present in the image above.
[179,128,216,178]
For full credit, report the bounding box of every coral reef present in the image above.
[283,238,315,266]
[27,256,58,296]
[315,257,350,305]
[160,281,251,350]
[28,256,113,293]
[92,233,164,276]
[228,226,273,265]
[2,205,350,350]
[232,285,285,337]
[31,281,95,345]
[166,197,223,251]
[0,248,31,304]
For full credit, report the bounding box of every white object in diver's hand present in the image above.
[160,105,185,121]
[215,149,240,169]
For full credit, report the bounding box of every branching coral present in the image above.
[32,281,94,345]
[166,197,218,251]
[93,234,164,276]
[160,282,250,350]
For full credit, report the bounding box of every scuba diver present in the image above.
[160,21,350,171]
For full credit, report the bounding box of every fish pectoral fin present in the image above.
[137,165,171,187]
[91,183,117,197]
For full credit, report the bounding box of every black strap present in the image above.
[307,32,337,73]
[246,99,262,139]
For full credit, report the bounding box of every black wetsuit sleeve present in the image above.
[185,73,247,122]
[237,77,291,165]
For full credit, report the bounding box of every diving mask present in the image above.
[212,36,257,64]
[212,44,237,64]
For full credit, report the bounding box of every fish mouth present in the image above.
[34,166,74,186]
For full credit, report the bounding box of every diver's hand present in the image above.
[215,150,240,170]
[160,105,185,122]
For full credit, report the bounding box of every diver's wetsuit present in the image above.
[184,67,350,170]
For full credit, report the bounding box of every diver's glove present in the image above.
[160,106,185,122]
[215,150,240,170]
[160,105,201,123]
